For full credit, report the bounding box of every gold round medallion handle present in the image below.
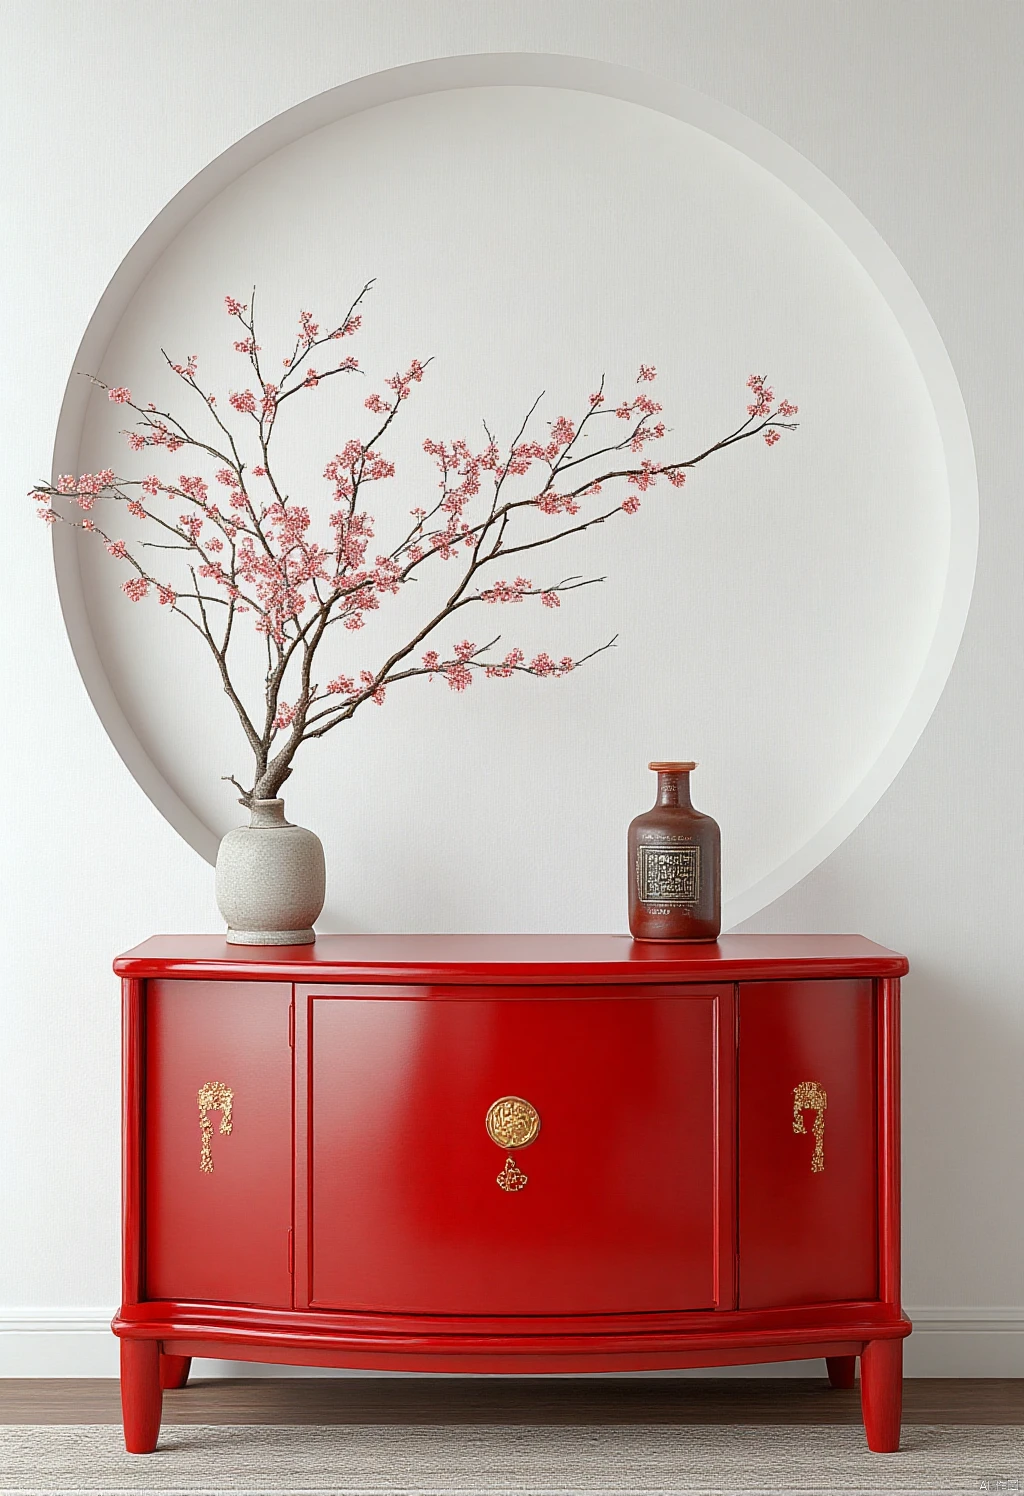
[485,1095,541,1150]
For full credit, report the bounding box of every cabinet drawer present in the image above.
[301,987,733,1316]
[145,980,293,1307]
[738,979,877,1308]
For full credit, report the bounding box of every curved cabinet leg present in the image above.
[160,1353,192,1390]
[860,1338,902,1452]
[120,1339,162,1454]
[825,1355,856,1390]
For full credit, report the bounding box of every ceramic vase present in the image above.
[215,798,325,945]
[627,761,721,942]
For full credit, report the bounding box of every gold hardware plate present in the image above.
[485,1096,540,1150]
[792,1080,827,1173]
[197,1080,233,1173]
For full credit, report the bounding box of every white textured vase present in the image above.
[215,799,326,945]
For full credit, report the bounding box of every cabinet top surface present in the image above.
[114,932,908,982]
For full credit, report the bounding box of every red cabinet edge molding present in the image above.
[115,934,910,1456]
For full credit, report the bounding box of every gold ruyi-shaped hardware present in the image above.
[485,1095,540,1192]
[792,1080,827,1173]
[197,1081,234,1174]
[496,1156,528,1192]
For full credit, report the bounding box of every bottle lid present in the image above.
[649,760,697,772]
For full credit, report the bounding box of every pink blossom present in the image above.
[364,453,395,481]
[550,416,575,446]
[541,591,560,608]
[637,365,657,382]
[141,474,160,497]
[422,650,440,672]
[360,669,386,705]
[778,400,798,417]
[667,469,687,488]
[589,391,605,406]
[274,702,297,730]
[480,577,531,604]
[365,393,388,414]
[105,539,128,559]
[340,314,362,337]
[529,652,556,676]
[37,507,57,524]
[179,474,209,502]
[215,468,237,486]
[535,492,580,516]
[108,387,132,404]
[127,500,146,519]
[252,465,267,477]
[327,674,355,695]
[126,433,146,452]
[484,647,525,678]
[627,460,660,491]
[764,428,781,446]
[746,374,774,418]
[224,296,246,315]
[454,639,476,661]
[157,584,176,607]
[122,576,148,601]
[444,661,472,691]
[229,389,257,414]
[304,368,320,388]
[631,423,665,453]
[56,475,76,494]
[622,496,641,514]
[386,358,426,402]
[234,338,258,354]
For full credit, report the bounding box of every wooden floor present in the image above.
[0,1377,1021,1425]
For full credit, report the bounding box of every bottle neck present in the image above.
[249,798,290,829]
[656,771,692,808]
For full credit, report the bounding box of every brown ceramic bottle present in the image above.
[628,761,721,942]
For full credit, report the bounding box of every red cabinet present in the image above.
[303,987,732,1315]
[738,980,877,1308]
[114,934,909,1458]
[144,980,292,1307]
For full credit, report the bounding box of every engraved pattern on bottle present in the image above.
[636,843,701,907]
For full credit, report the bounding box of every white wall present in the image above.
[1,0,1021,1377]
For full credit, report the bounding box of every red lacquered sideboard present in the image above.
[112,933,910,1454]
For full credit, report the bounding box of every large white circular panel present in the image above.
[52,56,976,932]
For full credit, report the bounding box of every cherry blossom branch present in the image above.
[30,292,798,807]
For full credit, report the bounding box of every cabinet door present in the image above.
[738,979,877,1308]
[303,988,732,1316]
[145,980,293,1306]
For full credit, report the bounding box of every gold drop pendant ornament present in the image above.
[485,1095,540,1192]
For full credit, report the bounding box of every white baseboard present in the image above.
[1,1307,1021,1378]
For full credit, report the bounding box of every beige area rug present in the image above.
[1,1425,1023,1496]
